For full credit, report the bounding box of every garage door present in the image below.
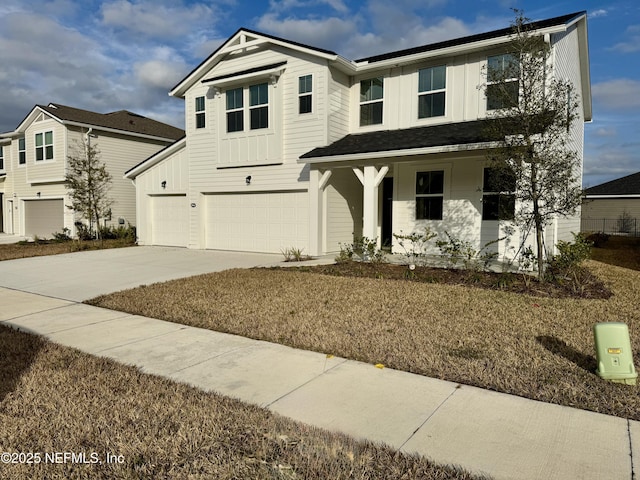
[151,195,188,247]
[205,191,308,253]
[24,199,64,238]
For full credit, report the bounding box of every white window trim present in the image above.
[485,53,520,112]
[417,65,447,120]
[358,76,385,129]
[195,95,206,130]
[223,82,273,137]
[34,130,54,162]
[225,87,244,133]
[298,74,313,115]
[415,170,445,221]
[18,137,26,167]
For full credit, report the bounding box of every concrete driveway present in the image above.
[0,246,281,301]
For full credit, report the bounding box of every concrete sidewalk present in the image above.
[1,286,636,480]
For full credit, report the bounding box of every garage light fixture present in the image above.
[161,180,167,189]
[37,192,41,198]
[245,175,252,185]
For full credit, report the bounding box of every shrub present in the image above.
[393,227,437,266]
[75,222,94,241]
[52,228,72,243]
[545,233,593,284]
[436,232,499,271]
[98,224,137,242]
[584,232,609,248]
[281,247,311,262]
[336,237,385,264]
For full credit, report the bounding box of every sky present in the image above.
[0,0,638,187]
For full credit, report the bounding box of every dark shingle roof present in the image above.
[585,172,640,196]
[300,119,514,159]
[37,103,184,140]
[356,11,586,64]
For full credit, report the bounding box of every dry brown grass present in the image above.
[0,325,483,480]
[0,240,135,262]
[590,235,640,271]
[89,259,640,421]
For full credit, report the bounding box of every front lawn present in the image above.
[88,259,640,421]
[0,239,135,262]
[0,325,482,480]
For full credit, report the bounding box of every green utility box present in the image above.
[593,322,637,385]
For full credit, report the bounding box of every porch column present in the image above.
[353,165,389,247]
[309,168,332,256]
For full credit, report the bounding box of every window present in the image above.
[298,74,312,114]
[195,96,205,129]
[18,138,26,165]
[418,65,446,118]
[482,167,516,220]
[226,88,244,133]
[486,53,519,110]
[416,171,444,220]
[35,131,54,161]
[360,77,383,126]
[0,146,3,170]
[249,83,268,129]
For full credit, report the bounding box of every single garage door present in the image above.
[205,191,308,253]
[24,199,64,238]
[151,194,188,247]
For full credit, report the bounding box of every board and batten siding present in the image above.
[134,144,188,245]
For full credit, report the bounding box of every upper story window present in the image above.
[249,83,269,130]
[360,77,384,126]
[0,146,4,170]
[18,138,26,165]
[226,88,244,133]
[486,53,520,110]
[418,65,446,118]
[195,96,206,129]
[298,74,312,114]
[416,170,444,220]
[482,167,516,220]
[35,131,54,161]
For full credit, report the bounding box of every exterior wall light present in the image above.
[245,175,252,185]
[161,181,167,189]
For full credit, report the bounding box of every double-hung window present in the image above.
[18,138,26,165]
[486,53,519,110]
[195,96,205,129]
[249,83,269,130]
[226,88,244,133]
[418,65,446,118]
[359,77,383,126]
[482,167,516,220]
[298,75,312,114]
[35,131,53,161]
[0,146,4,170]
[416,170,444,220]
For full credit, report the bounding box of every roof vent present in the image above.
[48,103,58,109]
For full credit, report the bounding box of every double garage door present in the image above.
[24,199,64,238]
[205,191,308,253]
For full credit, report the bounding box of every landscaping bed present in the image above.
[0,239,135,262]
[0,325,482,480]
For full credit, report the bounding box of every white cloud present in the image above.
[100,0,216,39]
[134,60,189,90]
[611,25,640,53]
[592,127,617,138]
[592,79,640,111]
[590,9,608,18]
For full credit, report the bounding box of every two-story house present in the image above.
[125,11,591,260]
[0,103,184,238]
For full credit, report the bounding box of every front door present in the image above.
[381,177,393,248]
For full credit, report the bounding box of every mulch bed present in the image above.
[290,261,613,299]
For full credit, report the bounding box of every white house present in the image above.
[0,103,184,238]
[126,11,591,260]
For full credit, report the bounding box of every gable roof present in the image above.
[14,103,184,142]
[584,172,640,197]
[300,118,523,162]
[125,136,186,179]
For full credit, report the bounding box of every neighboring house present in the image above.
[0,103,184,238]
[126,11,591,260]
[582,172,640,235]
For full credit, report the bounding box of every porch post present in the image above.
[309,168,332,256]
[354,165,389,248]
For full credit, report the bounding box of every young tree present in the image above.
[65,135,113,239]
[482,10,583,281]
